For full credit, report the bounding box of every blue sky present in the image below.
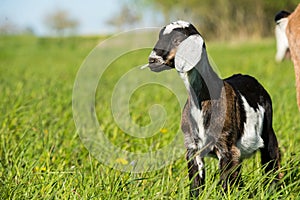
[0,0,161,35]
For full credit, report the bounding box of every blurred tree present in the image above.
[0,20,19,35]
[23,26,35,35]
[0,21,35,35]
[139,0,181,23]
[106,4,141,31]
[44,9,79,36]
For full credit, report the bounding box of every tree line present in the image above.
[137,0,299,40]
[1,1,298,39]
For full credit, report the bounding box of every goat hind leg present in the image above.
[260,127,282,181]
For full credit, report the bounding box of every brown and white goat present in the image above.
[146,21,282,197]
[275,4,300,111]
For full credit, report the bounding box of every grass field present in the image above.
[0,35,299,199]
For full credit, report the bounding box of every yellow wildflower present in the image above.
[40,167,46,172]
[33,166,47,173]
[160,128,168,134]
[115,158,128,165]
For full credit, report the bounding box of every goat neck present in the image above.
[179,48,223,107]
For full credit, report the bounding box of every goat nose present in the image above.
[149,57,157,64]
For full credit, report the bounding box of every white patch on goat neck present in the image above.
[175,35,203,73]
[163,20,190,35]
[237,95,265,158]
[191,105,206,149]
[179,71,206,151]
[179,72,191,92]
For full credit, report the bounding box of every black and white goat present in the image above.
[146,21,282,197]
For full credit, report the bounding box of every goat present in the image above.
[275,4,300,111]
[146,20,282,197]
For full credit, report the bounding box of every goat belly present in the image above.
[237,95,265,158]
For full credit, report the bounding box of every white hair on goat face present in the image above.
[163,20,190,35]
[275,18,289,62]
[274,10,291,62]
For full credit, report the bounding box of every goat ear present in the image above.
[175,35,203,72]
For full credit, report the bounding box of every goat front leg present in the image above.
[186,149,205,198]
[219,146,242,190]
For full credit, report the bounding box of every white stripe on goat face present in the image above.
[237,95,265,158]
[149,50,164,64]
[275,18,289,62]
[163,20,190,35]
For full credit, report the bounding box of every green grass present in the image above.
[0,35,299,199]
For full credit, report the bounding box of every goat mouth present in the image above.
[148,63,173,72]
